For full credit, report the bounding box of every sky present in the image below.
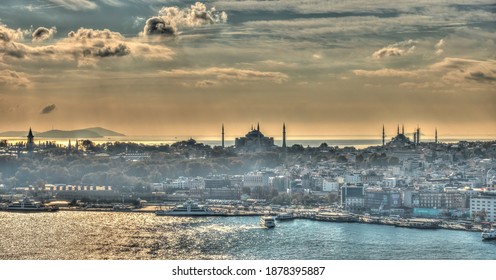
[0,0,495,139]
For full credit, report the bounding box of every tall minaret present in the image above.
[397,124,400,135]
[282,123,287,148]
[27,128,34,152]
[416,126,420,145]
[257,122,260,131]
[435,128,438,144]
[221,124,225,148]
[413,130,417,146]
[402,124,404,135]
[382,125,385,146]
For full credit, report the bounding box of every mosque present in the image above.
[226,123,286,153]
[383,124,437,147]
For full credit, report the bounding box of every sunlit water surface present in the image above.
[0,212,495,260]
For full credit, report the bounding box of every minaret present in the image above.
[27,128,34,152]
[435,128,438,144]
[221,124,225,148]
[416,126,420,145]
[413,130,417,146]
[283,123,287,148]
[397,124,400,135]
[402,124,404,135]
[257,122,260,131]
[75,139,79,152]
[382,125,385,146]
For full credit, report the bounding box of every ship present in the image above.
[393,218,441,229]
[275,212,294,221]
[481,229,496,240]
[155,201,225,216]
[260,216,276,228]
[1,197,59,212]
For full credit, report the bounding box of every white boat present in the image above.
[155,201,223,216]
[275,212,294,221]
[260,216,275,228]
[481,229,496,240]
[2,198,58,212]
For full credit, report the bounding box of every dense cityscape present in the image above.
[1,124,495,225]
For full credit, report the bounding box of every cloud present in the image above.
[195,80,217,87]
[143,17,177,36]
[431,57,496,84]
[32,27,57,42]
[142,2,228,36]
[48,0,98,11]
[466,71,496,83]
[0,70,31,88]
[0,27,174,67]
[355,57,496,90]
[353,69,418,78]
[372,40,416,59]
[161,67,288,84]
[40,104,56,114]
[0,25,24,42]
[133,16,146,28]
[435,39,445,55]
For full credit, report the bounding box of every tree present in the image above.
[337,155,348,163]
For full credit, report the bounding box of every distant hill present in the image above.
[0,127,124,138]
[37,129,103,138]
[84,127,125,137]
[0,131,39,137]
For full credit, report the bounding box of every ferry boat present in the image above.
[2,198,58,212]
[155,201,224,216]
[260,216,276,228]
[275,212,294,221]
[393,219,441,229]
[481,229,496,240]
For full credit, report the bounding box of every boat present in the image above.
[155,201,224,216]
[481,229,496,240]
[260,216,276,228]
[393,218,440,229]
[275,212,294,221]
[2,197,58,212]
[315,212,359,223]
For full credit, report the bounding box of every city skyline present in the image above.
[0,0,494,137]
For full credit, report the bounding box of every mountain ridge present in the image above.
[0,127,125,138]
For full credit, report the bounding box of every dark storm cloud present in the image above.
[32,27,57,42]
[142,2,227,36]
[143,17,177,36]
[40,104,56,114]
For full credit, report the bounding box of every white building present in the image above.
[243,172,270,187]
[384,178,397,188]
[402,190,419,208]
[344,173,362,184]
[470,194,496,222]
[322,179,340,192]
[150,183,164,191]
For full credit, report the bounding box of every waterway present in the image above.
[0,211,494,260]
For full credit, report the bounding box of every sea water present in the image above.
[0,212,494,260]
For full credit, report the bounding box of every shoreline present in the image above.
[43,207,485,233]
